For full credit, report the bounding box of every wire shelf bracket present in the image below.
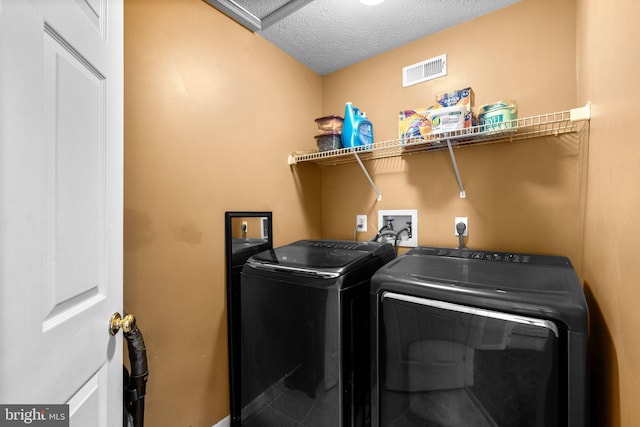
[446,139,466,198]
[353,152,382,201]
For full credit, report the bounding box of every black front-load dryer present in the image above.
[233,239,395,427]
[371,246,589,427]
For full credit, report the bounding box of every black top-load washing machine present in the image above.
[370,246,589,427]
[232,239,396,427]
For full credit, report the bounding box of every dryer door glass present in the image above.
[378,292,561,427]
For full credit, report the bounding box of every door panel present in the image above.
[42,25,106,327]
[68,366,107,427]
[72,0,105,33]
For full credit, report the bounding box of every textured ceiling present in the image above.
[207,0,519,75]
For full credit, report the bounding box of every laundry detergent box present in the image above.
[436,87,475,127]
[436,87,475,110]
[428,105,466,134]
[398,105,439,143]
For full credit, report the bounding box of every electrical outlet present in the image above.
[377,209,418,247]
[356,215,367,232]
[454,217,468,236]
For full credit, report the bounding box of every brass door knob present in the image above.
[110,312,136,336]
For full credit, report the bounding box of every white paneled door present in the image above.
[0,0,123,425]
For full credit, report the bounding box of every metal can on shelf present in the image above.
[478,100,518,131]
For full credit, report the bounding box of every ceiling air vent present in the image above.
[402,54,447,87]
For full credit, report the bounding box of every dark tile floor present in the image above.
[244,380,339,427]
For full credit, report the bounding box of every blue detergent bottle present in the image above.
[341,102,374,148]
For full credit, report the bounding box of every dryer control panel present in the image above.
[407,246,571,267]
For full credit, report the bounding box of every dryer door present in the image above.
[376,292,561,427]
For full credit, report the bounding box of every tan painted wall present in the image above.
[124,0,640,425]
[320,0,584,271]
[123,0,322,425]
[578,0,640,425]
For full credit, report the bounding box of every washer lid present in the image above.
[249,239,391,272]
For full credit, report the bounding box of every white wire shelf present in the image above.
[288,105,591,167]
[288,105,590,201]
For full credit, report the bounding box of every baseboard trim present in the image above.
[212,415,230,427]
